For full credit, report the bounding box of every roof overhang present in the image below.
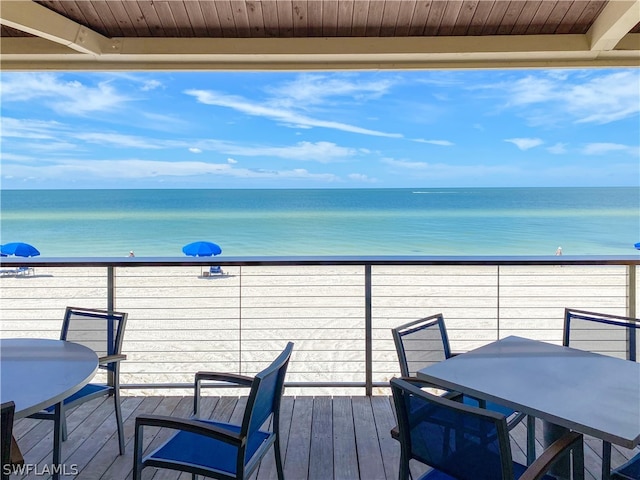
[1,0,639,71]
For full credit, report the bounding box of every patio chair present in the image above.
[29,307,128,455]
[390,377,585,480]
[391,314,526,431]
[563,308,640,480]
[563,308,639,361]
[1,401,15,480]
[133,342,294,480]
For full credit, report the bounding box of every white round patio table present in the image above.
[1,338,98,479]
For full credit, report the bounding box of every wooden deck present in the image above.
[10,394,638,480]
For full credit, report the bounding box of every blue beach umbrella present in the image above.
[182,241,222,257]
[0,242,40,257]
[635,242,640,250]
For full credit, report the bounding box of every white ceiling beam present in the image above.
[1,34,638,70]
[0,0,116,55]
[587,0,640,51]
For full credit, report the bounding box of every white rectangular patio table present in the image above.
[417,335,640,480]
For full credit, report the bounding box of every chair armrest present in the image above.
[135,414,245,447]
[98,354,126,365]
[397,376,463,401]
[193,372,254,415]
[195,372,253,386]
[519,431,583,480]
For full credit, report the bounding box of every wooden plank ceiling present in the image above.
[1,0,639,70]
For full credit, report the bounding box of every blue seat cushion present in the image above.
[148,419,271,476]
[45,384,109,411]
[612,453,640,480]
[462,395,515,418]
[419,457,555,480]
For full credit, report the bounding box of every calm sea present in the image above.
[1,188,638,257]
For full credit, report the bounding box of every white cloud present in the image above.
[504,138,544,150]
[227,158,238,164]
[413,139,454,146]
[547,143,568,154]
[0,73,131,115]
[210,141,359,163]
[74,132,165,149]
[184,89,403,138]
[265,74,394,108]
[581,143,637,155]
[0,158,341,183]
[348,173,377,183]
[381,157,521,179]
[500,70,640,125]
[141,80,162,91]
[381,158,429,170]
[189,148,202,154]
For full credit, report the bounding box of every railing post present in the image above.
[627,264,637,361]
[365,264,372,396]
[107,266,115,313]
[107,266,116,386]
[628,264,637,318]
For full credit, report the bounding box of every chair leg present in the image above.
[133,422,143,480]
[113,391,125,455]
[60,405,68,442]
[274,437,285,480]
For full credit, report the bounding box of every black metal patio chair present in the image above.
[391,314,526,432]
[29,307,128,455]
[390,377,585,480]
[133,342,294,480]
[563,308,640,480]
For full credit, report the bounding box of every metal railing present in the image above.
[1,255,638,395]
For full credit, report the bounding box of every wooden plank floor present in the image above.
[10,395,638,480]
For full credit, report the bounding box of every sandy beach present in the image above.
[0,263,636,395]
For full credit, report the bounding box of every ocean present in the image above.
[1,187,638,257]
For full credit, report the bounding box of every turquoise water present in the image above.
[0,188,638,257]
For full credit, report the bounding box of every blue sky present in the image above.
[0,68,638,189]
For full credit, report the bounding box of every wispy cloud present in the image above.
[264,74,394,108]
[6,158,342,184]
[0,73,132,115]
[413,139,454,146]
[547,143,568,154]
[216,141,358,163]
[497,70,640,125]
[582,143,638,155]
[381,158,521,179]
[74,132,166,149]
[184,89,403,138]
[504,138,544,150]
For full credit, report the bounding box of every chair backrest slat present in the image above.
[242,343,293,449]
[390,378,513,480]
[564,308,639,362]
[392,314,451,377]
[61,307,128,360]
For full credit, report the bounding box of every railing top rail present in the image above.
[1,255,639,268]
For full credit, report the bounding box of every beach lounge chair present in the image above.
[15,266,34,276]
[133,342,294,480]
[29,307,128,455]
[390,377,585,480]
[209,265,224,275]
